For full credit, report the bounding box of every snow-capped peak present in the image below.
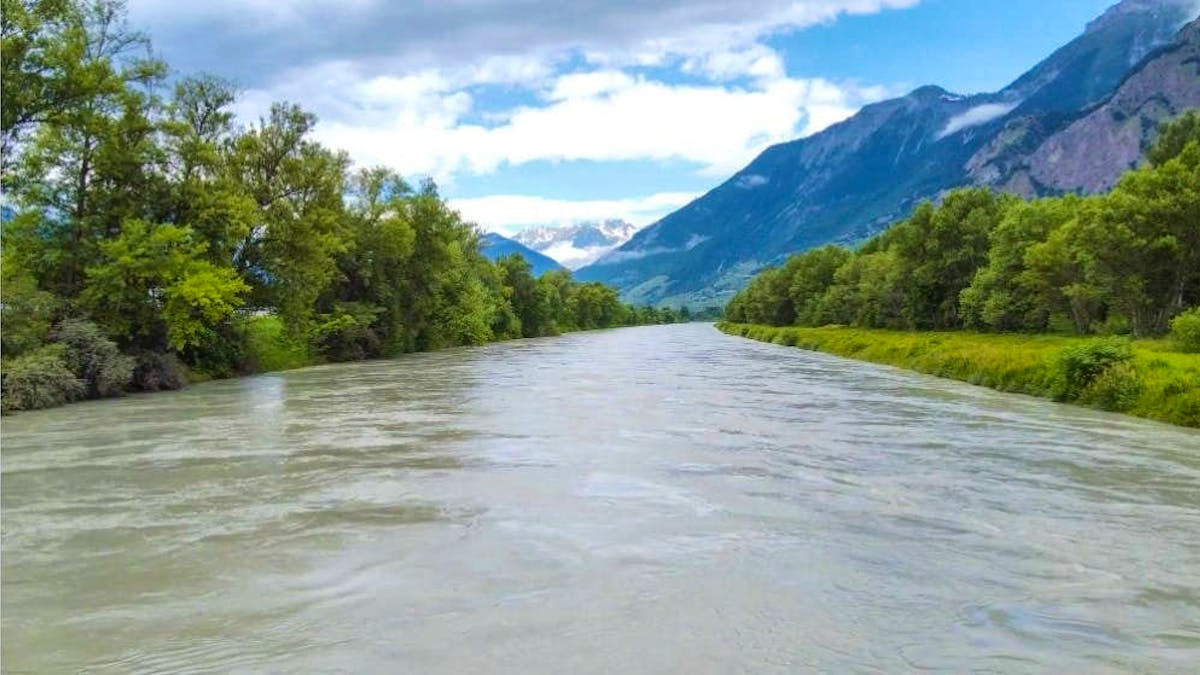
[511,219,640,269]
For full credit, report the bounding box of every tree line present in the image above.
[726,111,1200,341]
[0,0,680,412]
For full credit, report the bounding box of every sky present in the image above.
[127,0,1118,236]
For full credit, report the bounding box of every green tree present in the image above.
[1146,109,1200,167]
[1092,141,1200,335]
[1,0,163,154]
[227,103,349,333]
[788,245,851,326]
[885,189,1012,329]
[80,219,248,351]
[960,195,1080,331]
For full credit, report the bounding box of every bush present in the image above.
[1080,361,1143,412]
[1169,307,1200,353]
[1056,337,1133,401]
[181,322,246,380]
[132,351,188,392]
[51,319,134,398]
[1,345,86,413]
[311,303,383,362]
[0,266,59,357]
[1098,314,1132,336]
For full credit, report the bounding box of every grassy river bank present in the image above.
[718,322,1200,428]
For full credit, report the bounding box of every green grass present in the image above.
[717,322,1200,428]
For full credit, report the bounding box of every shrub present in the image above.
[0,345,85,413]
[1080,362,1143,412]
[181,322,246,380]
[311,303,384,362]
[51,319,134,398]
[1169,307,1200,353]
[132,351,188,392]
[0,267,59,357]
[1098,314,1132,336]
[1056,337,1133,401]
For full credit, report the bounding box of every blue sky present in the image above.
[129,0,1119,234]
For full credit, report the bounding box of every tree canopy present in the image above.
[0,0,681,411]
[727,111,1200,338]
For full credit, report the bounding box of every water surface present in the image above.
[3,324,1199,672]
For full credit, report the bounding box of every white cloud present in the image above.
[547,70,637,101]
[448,192,699,236]
[938,101,1019,138]
[682,44,786,82]
[240,56,890,183]
[736,174,770,188]
[134,0,911,217]
[129,0,921,85]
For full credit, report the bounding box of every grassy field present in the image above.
[717,322,1200,429]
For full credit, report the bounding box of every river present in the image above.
[2,323,1199,672]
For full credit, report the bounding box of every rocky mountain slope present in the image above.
[972,16,1200,194]
[577,0,1199,307]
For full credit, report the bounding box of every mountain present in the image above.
[577,0,1200,307]
[971,15,1200,194]
[479,232,566,276]
[512,219,639,269]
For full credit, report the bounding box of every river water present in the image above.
[3,324,1199,673]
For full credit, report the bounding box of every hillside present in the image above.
[577,0,1199,307]
[971,17,1200,194]
[479,232,566,276]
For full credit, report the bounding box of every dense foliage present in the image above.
[726,111,1200,339]
[0,0,678,412]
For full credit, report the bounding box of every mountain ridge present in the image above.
[577,0,1200,307]
[478,232,566,277]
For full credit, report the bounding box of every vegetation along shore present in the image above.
[0,0,693,414]
[718,323,1200,428]
[722,112,1200,428]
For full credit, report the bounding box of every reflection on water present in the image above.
[3,324,1199,672]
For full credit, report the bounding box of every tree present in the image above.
[1,0,164,156]
[498,254,554,338]
[1146,109,1200,167]
[885,189,1013,329]
[960,195,1080,331]
[227,103,350,333]
[1091,141,1200,334]
[320,167,416,354]
[788,245,851,326]
[80,219,248,351]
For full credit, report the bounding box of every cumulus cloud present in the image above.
[448,192,699,236]
[129,0,920,85]
[682,44,786,82]
[240,59,889,182]
[127,0,914,228]
[938,101,1019,138]
[547,70,638,101]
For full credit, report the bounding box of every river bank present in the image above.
[718,322,1200,428]
[0,315,691,415]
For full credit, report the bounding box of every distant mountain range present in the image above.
[512,219,639,269]
[577,0,1200,307]
[479,232,566,276]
